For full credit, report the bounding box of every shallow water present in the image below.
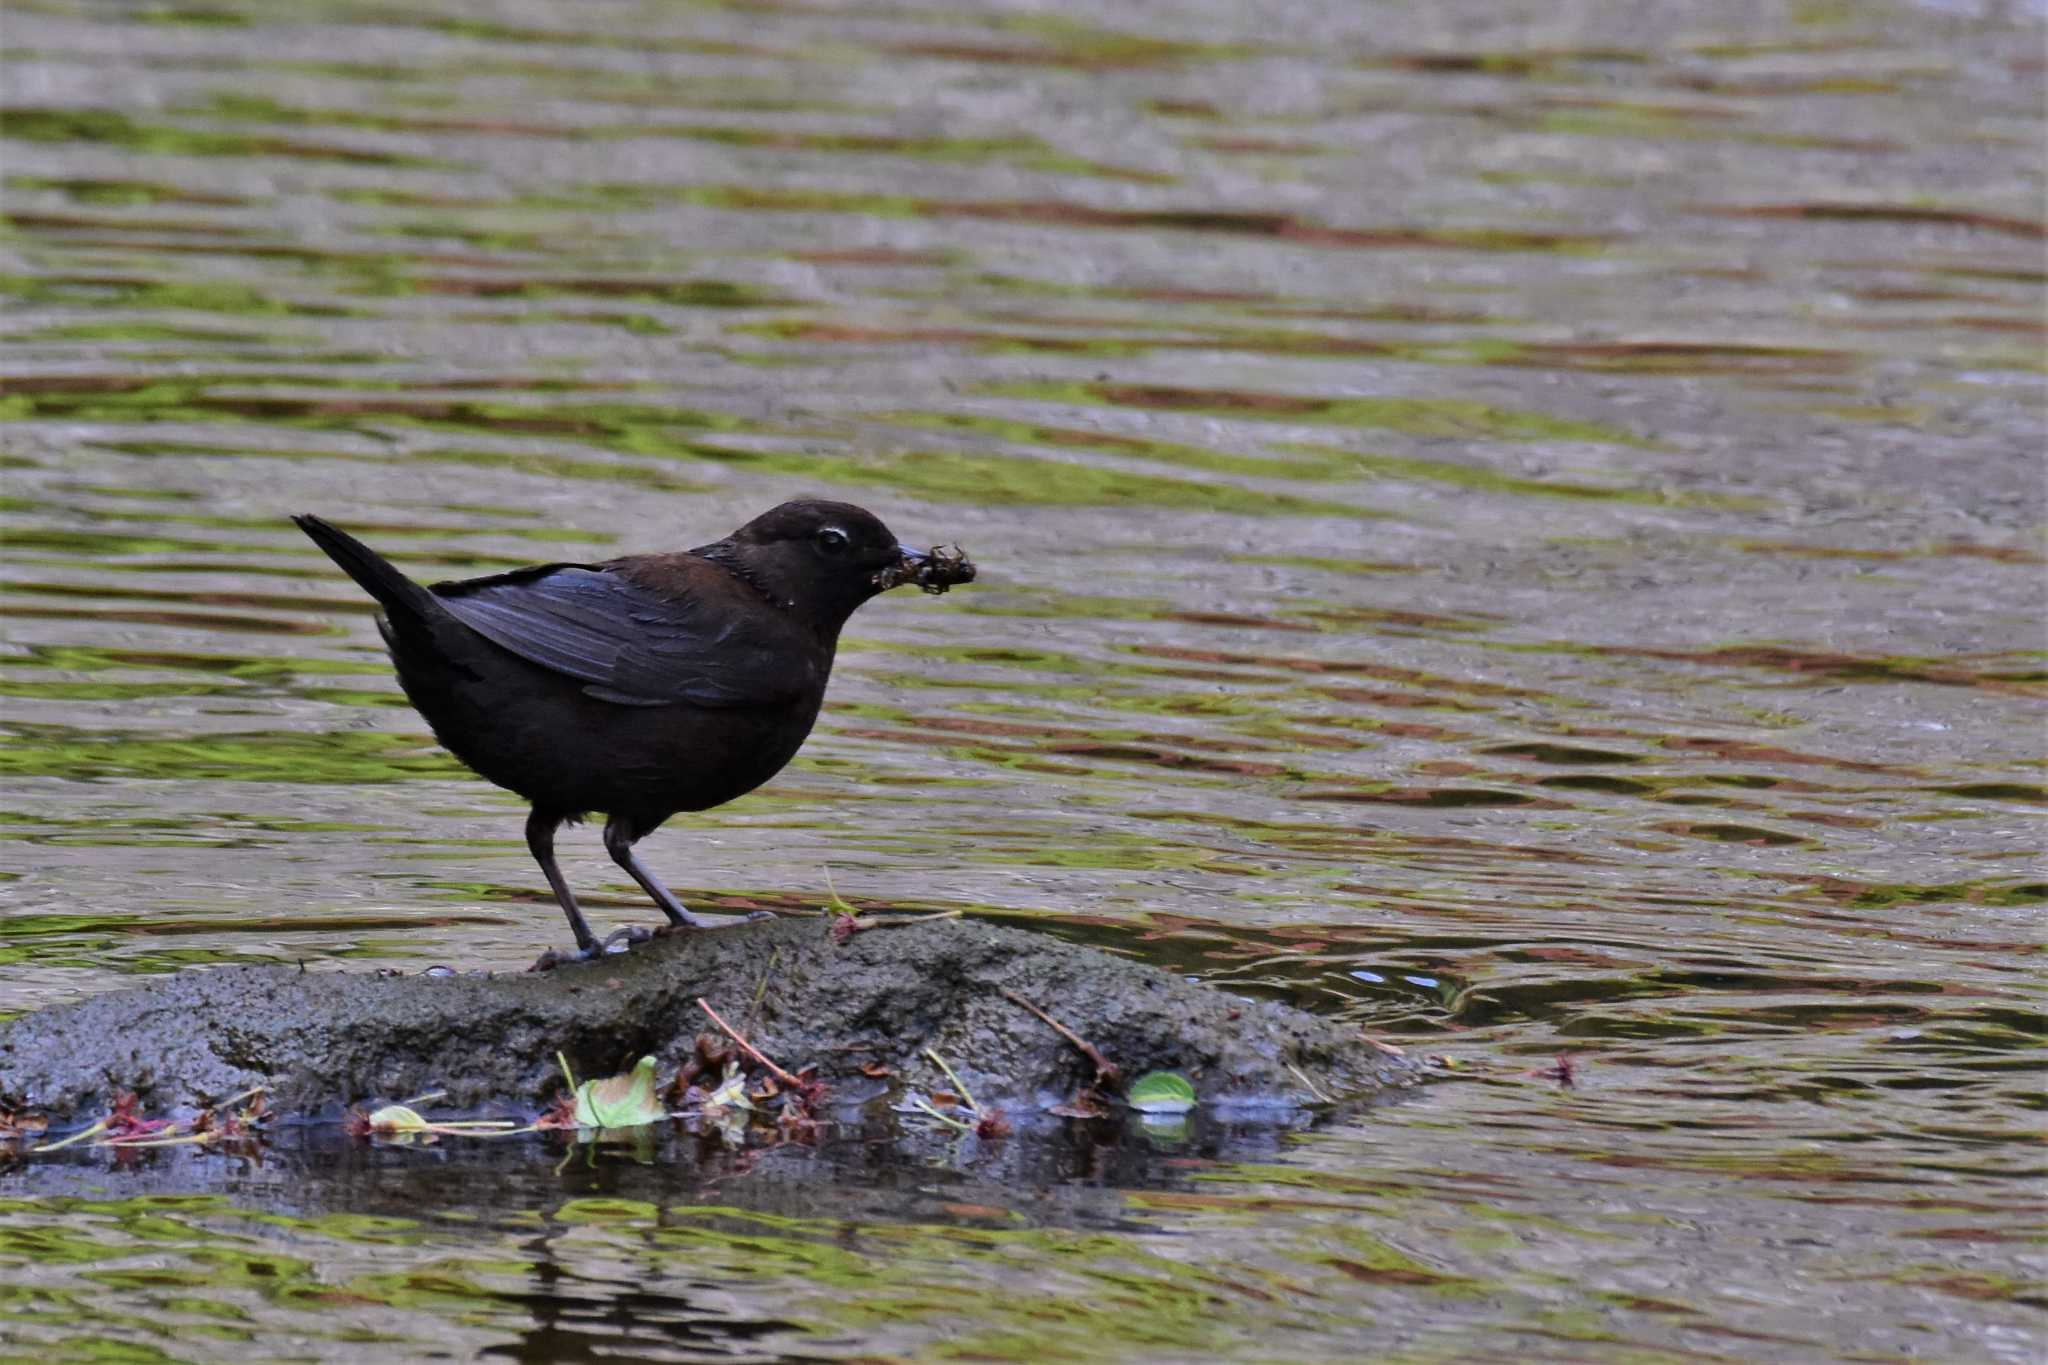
[2,0,2043,1360]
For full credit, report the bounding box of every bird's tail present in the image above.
[293,514,444,625]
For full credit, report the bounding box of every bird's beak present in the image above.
[873,542,977,595]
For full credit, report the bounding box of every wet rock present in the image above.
[0,916,1417,1120]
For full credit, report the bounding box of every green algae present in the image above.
[0,725,466,784]
[188,92,1161,180]
[8,377,739,453]
[87,429,1365,513]
[689,443,1367,514]
[0,107,444,167]
[869,411,1364,481]
[978,380,1646,443]
[1281,441,1690,502]
[0,273,363,317]
[1225,552,1419,573]
[5,174,264,206]
[26,321,283,345]
[95,438,714,496]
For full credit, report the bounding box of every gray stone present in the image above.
[0,916,1417,1121]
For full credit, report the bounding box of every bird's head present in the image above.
[696,499,974,629]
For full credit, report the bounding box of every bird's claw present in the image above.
[650,909,774,935]
[529,924,659,971]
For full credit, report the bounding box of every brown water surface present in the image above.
[1,0,2043,1360]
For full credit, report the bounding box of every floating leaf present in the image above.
[573,1055,666,1128]
[703,1061,753,1114]
[699,1063,754,1146]
[1127,1070,1197,1115]
[1136,1114,1190,1145]
[366,1103,430,1134]
[347,1102,516,1141]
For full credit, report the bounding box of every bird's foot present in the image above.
[528,943,600,972]
[528,925,657,971]
[653,908,775,937]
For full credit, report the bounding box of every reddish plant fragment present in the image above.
[776,1105,826,1143]
[533,1093,580,1131]
[694,1032,735,1071]
[341,1107,373,1140]
[666,1033,737,1106]
[858,1061,893,1078]
[103,1092,176,1143]
[1527,1053,1578,1087]
[789,1063,830,1110]
[1000,989,1123,1088]
[697,997,804,1089]
[665,1060,703,1105]
[974,1108,1011,1140]
[1047,1088,1110,1120]
[200,1089,271,1141]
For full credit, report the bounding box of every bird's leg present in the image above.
[527,807,601,964]
[603,815,715,930]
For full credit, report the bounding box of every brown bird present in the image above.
[294,500,974,967]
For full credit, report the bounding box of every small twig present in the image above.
[211,1085,268,1111]
[1286,1062,1335,1105]
[865,910,962,929]
[698,997,802,1089]
[922,1047,978,1114]
[837,909,964,937]
[821,867,857,917]
[100,1132,216,1149]
[1000,989,1122,1087]
[745,947,783,1027]
[910,1099,973,1133]
[32,1119,108,1154]
[398,1089,447,1108]
[1361,1036,1407,1058]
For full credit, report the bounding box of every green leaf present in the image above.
[703,1061,753,1114]
[1126,1070,1196,1115]
[1137,1114,1190,1145]
[366,1104,429,1133]
[574,1055,666,1128]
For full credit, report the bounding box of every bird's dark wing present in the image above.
[431,564,811,708]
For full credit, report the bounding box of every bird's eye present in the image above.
[816,527,849,554]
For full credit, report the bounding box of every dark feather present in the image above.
[433,564,810,708]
